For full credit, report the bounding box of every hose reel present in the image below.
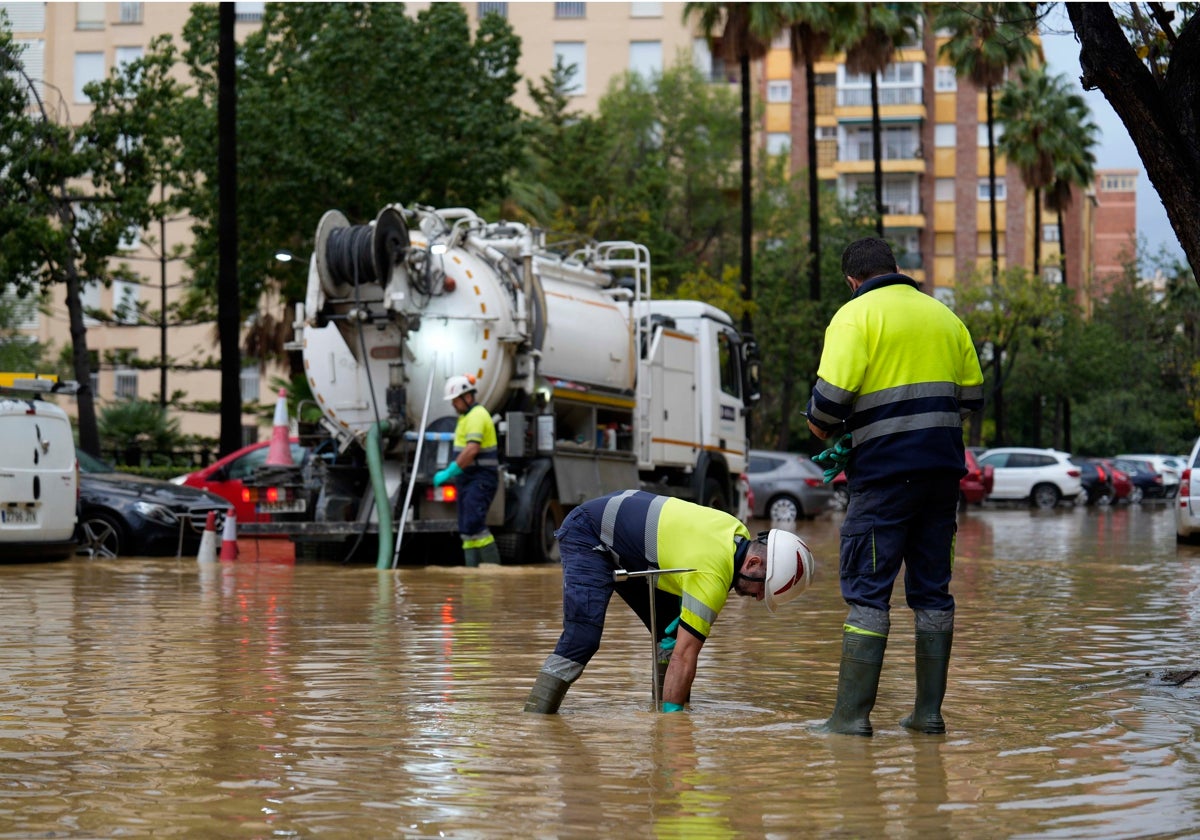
[315,207,410,299]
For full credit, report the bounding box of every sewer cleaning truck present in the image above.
[253,203,759,564]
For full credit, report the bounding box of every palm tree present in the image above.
[936,3,1038,283]
[840,3,923,237]
[684,3,779,334]
[786,4,859,300]
[1045,98,1098,289]
[936,2,1038,446]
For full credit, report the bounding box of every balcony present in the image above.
[838,87,924,107]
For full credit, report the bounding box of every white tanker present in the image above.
[283,203,759,563]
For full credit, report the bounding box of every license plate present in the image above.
[256,500,307,514]
[1,508,37,525]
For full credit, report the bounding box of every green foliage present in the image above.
[97,399,185,464]
[176,2,525,317]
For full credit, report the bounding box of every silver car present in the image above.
[746,449,834,521]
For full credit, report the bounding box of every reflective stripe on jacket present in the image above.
[807,273,985,486]
[579,490,750,639]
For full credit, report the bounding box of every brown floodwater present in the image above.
[3,503,1199,838]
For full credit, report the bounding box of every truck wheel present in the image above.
[702,477,730,513]
[498,478,561,564]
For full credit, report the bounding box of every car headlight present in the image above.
[132,501,179,526]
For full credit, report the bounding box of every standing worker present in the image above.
[524,489,815,713]
[806,237,984,736]
[434,374,501,567]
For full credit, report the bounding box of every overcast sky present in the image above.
[1037,5,1185,264]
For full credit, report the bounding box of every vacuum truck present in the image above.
[254,203,759,563]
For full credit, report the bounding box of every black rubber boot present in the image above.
[900,630,952,734]
[818,632,887,736]
[463,547,480,568]
[478,541,501,565]
[524,672,571,714]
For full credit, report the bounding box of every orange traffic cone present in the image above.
[219,509,239,561]
[265,388,294,466]
[197,510,218,563]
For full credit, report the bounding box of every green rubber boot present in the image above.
[463,547,480,568]
[900,630,952,734]
[818,631,887,736]
[478,541,501,565]
[524,671,571,714]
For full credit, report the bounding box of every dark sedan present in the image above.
[77,451,229,558]
[1110,458,1167,504]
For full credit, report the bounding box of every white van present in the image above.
[0,375,79,561]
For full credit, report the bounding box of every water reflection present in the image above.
[0,505,1198,837]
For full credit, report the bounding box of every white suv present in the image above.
[977,447,1083,509]
[1117,453,1182,498]
[0,376,79,561]
[1175,437,1200,544]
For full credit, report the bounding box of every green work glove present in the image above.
[662,702,685,713]
[433,461,463,487]
[659,616,680,653]
[812,433,853,484]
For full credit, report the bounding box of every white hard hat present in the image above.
[763,529,815,613]
[443,374,477,401]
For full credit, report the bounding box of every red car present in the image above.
[831,449,993,508]
[172,439,308,524]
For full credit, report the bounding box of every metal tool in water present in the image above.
[612,566,695,712]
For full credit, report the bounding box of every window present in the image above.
[766,132,791,156]
[1043,224,1060,243]
[234,2,264,23]
[629,41,662,81]
[935,178,955,201]
[74,51,104,102]
[1043,266,1063,284]
[81,280,101,327]
[76,2,105,30]
[934,66,957,92]
[767,80,791,103]
[977,178,1006,201]
[112,280,140,324]
[118,225,141,251]
[1,285,39,330]
[978,123,1004,146]
[630,1,661,16]
[10,38,44,102]
[934,123,956,148]
[717,330,741,399]
[118,2,143,24]
[839,62,923,106]
[555,2,585,18]
[554,42,586,95]
[692,37,722,82]
[478,1,508,18]
[1101,173,1136,192]
[114,365,138,401]
[240,366,259,404]
[115,45,142,70]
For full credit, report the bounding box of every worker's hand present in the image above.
[433,461,464,487]
[658,616,680,655]
[812,434,853,484]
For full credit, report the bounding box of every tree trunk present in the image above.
[806,56,821,302]
[739,50,753,334]
[218,3,242,458]
[871,72,884,237]
[1067,3,1200,284]
[1032,187,1042,277]
[986,83,1004,445]
[64,258,100,457]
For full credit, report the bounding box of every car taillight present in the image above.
[804,478,822,488]
[1067,469,1081,477]
[1182,468,1191,497]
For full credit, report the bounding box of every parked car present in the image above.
[78,451,229,558]
[173,439,310,524]
[960,448,995,506]
[1116,454,1181,497]
[976,447,1083,509]
[0,377,78,561]
[1175,436,1200,544]
[1070,457,1114,506]
[746,450,833,521]
[1110,458,1167,504]
[1090,458,1132,504]
[830,448,994,509]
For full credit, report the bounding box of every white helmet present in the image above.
[764,529,815,614]
[443,374,477,401]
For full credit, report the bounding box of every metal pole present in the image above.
[612,567,694,712]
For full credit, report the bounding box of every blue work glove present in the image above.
[812,433,853,484]
[433,461,463,487]
[662,702,685,713]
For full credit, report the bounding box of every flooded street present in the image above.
[3,503,1200,838]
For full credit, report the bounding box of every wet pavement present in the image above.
[2,502,1199,838]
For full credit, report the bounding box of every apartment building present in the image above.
[1091,169,1138,290]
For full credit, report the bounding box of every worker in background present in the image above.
[433,374,501,567]
[807,237,984,736]
[524,489,815,713]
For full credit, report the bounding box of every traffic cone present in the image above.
[197,510,218,564]
[219,509,239,561]
[265,388,294,466]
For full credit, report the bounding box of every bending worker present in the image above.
[434,374,501,567]
[807,237,984,736]
[524,489,815,713]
